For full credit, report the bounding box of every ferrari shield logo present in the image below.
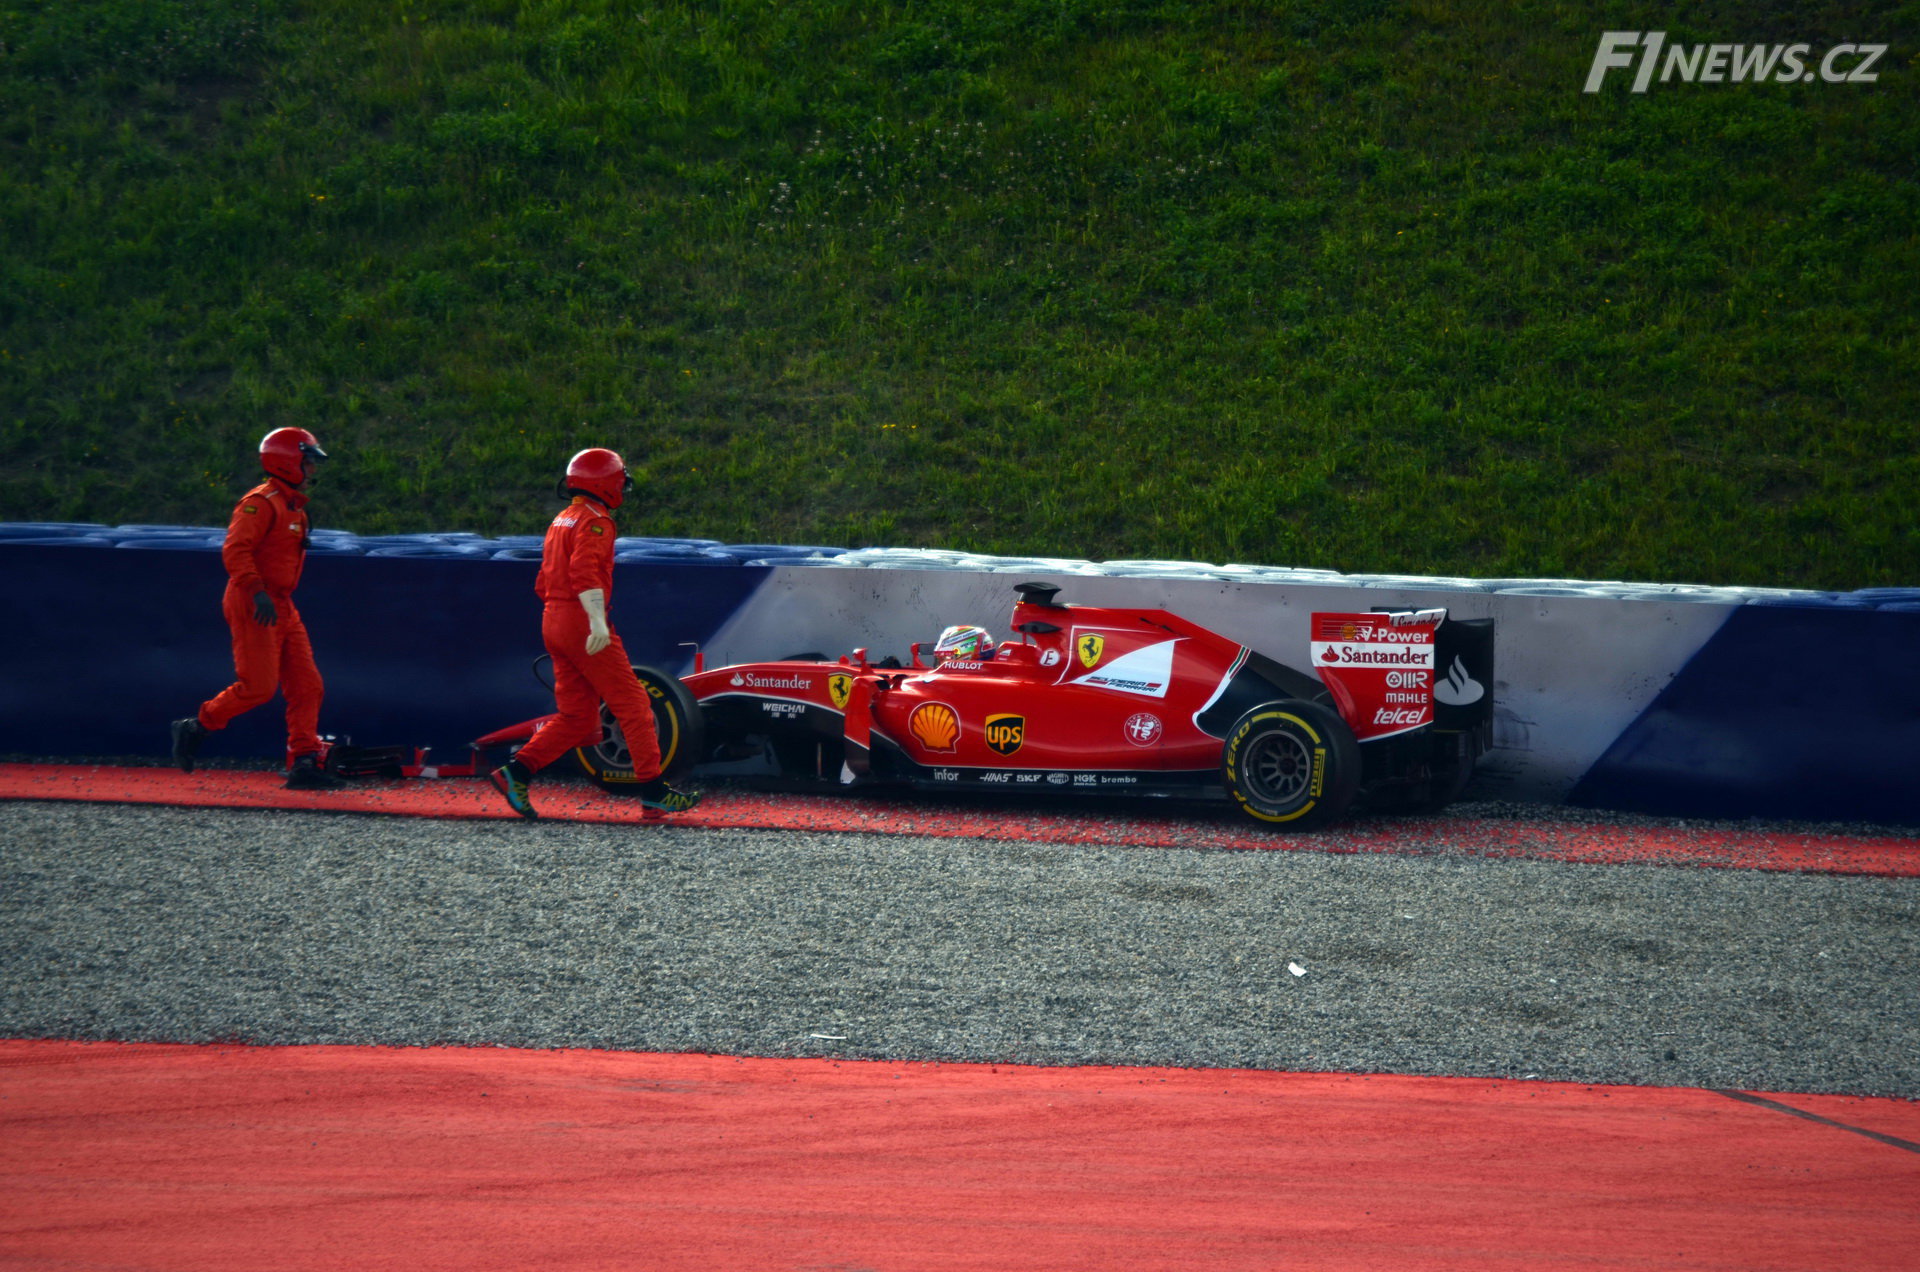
[1076,634,1105,668]
[827,673,853,710]
[985,713,1025,756]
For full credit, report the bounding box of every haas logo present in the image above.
[908,702,960,752]
[1076,634,1105,668]
[1433,656,1485,707]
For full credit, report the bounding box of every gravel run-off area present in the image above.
[2,797,1916,1099]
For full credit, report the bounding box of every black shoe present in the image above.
[285,754,346,790]
[488,762,538,819]
[171,717,207,773]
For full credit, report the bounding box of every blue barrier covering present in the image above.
[2,524,1914,821]
[1568,605,1920,822]
[0,542,770,762]
[0,523,109,537]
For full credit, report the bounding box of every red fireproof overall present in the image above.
[197,478,324,757]
[512,496,664,780]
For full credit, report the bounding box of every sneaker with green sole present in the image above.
[488,763,538,819]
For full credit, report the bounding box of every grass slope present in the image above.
[3,0,1916,587]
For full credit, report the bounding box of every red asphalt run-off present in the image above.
[6,767,1919,1268]
[2,1040,1918,1272]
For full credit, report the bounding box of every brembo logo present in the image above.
[1584,32,1887,92]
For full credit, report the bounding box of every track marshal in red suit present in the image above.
[487,447,700,820]
[171,428,345,791]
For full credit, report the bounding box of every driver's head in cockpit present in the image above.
[933,624,994,664]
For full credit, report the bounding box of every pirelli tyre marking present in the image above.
[1220,701,1360,830]
[573,666,704,787]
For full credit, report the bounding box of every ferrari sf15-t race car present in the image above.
[560,582,1495,829]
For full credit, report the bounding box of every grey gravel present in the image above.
[2,798,1916,1097]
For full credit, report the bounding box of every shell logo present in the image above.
[828,673,853,710]
[908,702,960,752]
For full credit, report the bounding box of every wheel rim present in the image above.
[593,705,632,769]
[1244,727,1313,808]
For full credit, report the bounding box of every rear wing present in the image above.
[1311,609,1445,741]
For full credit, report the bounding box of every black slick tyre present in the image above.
[1220,700,1361,830]
[572,665,705,790]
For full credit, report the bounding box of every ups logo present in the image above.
[985,713,1025,756]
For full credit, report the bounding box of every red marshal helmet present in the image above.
[259,428,327,486]
[563,447,632,509]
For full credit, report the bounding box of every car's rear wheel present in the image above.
[1220,700,1360,829]
[572,665,705,790]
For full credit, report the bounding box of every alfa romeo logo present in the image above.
[1123,712,1163,746]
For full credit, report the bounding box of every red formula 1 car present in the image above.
[560,583,1495,829]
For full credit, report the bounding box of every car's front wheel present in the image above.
[1220,700,1360,829]
[572,665,705,790]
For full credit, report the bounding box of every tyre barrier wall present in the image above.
[2,524,1915,824]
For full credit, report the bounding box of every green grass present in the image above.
[3,0,1917,588]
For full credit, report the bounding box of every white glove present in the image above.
[579,588,611,655]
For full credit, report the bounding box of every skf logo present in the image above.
[827,673,853,710]
[1076,634,1105,668]
[908,702,959,752]
[985,713,1025,756]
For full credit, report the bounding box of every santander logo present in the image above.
[1433,656,1485,707]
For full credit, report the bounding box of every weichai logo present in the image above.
[985,713,1025,756]
[1584,32,1888,92]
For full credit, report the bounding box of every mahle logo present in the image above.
[1585,32,1887,92]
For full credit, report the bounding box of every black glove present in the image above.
[252,591,278,627]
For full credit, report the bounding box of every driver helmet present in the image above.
[934,624,994,663]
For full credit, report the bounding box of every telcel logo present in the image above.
[1584,32,1887,92]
